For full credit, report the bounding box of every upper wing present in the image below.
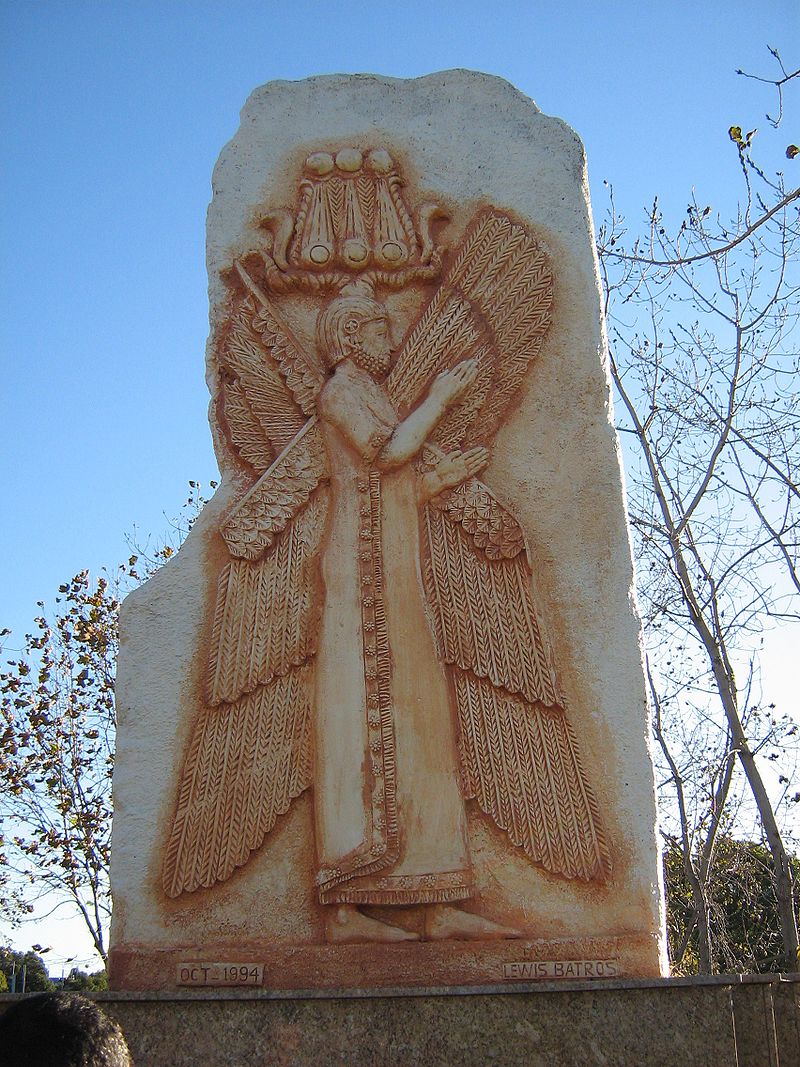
[162,488,328,898]
[217,283,324,474]
[386,211,553,450]
[423,487,611,882]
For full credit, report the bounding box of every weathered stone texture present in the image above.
[4,977,797,1067]
[110,70,665,990]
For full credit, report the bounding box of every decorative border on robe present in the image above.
[327,869,473,905]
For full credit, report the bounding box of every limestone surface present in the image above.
[109,70,667,990]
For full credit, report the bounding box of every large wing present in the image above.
[386,211,553,450]
[423,485,611,882]
[163,281,329,898]
[163,489,328,897]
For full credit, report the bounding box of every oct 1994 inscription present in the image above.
[177,962,264,987]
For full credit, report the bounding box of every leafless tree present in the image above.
[598,49,800,971]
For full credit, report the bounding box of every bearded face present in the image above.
[350,315,393,378]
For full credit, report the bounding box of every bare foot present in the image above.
[326,905,419,944]
[424,905,522,941]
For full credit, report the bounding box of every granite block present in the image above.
[732,981,779,1067]
[773,981,800,1067]
[0,979,744,1067]
[5,975,797,1065]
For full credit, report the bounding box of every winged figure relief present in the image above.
[163,148,610,943]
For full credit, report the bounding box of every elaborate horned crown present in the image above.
[252,147,448,296]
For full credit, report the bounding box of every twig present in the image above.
[604,187,800,267]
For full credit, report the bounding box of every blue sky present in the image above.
[2,1,796,644]
[1,0,797,972]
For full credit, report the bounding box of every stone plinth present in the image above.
[4,976,797,1067]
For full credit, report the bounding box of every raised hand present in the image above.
[427,358,479,410]
[379,360,481,471]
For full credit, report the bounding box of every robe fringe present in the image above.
[320,885,473,905]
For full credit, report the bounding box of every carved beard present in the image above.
[349,341,392,379]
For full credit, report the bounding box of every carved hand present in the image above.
[379,360,479,471]
[434,446,489,491]
[421,446,490,501]
[427,359,479,411]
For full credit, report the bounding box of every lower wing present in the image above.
[423,488,611,882]
[162,489,328,897]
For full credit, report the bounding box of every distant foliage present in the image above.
[0,571,121,962]
[0,483,214,970]
[0,948,55,993]
[665,837,800,974]
[61,966,109,991]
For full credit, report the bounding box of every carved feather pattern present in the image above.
[386,211,552,448]
[452,669,610,881]
[251,298,325,418]
[473,247,554,435]
[342,181,368,243]
[356,173,375,232]
[454,216,552,437]
[208,491,328,705]
[220,420,326,561]
[424,505,560,705]
[223,378,274,473]
[423,503,608,881]
[163,488,327,898]
[430,343,494,452]
[221,297,308,461]
[163,277,330,898]
[386,215,497,409]
[326,177,345,234]
[434,476,526,561]
[162,663,314,897]
[386,292,481,410]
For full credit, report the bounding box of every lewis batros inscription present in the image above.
[108,72,667,991]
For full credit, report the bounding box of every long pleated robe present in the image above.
[313,360,474,905]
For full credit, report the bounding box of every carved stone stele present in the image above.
[109,71,667,990]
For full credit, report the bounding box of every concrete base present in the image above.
[2,975,798,1066]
